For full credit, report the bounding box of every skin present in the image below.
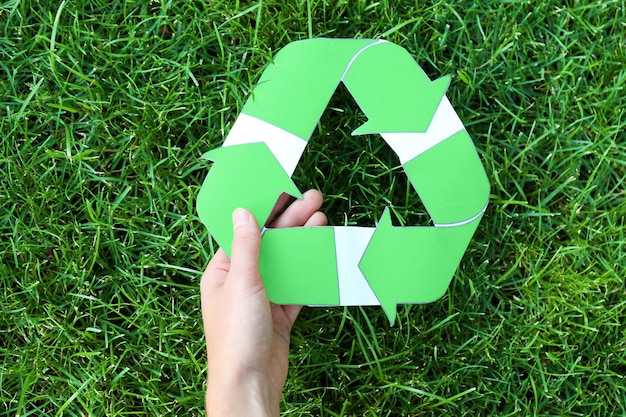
[201,190,327,416]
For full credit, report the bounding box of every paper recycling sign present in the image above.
[197,39,490,325]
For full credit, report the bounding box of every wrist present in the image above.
[206,371,279,417]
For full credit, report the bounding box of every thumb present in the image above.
[228,208,262,280]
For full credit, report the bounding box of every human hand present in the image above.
[201,190,327,417]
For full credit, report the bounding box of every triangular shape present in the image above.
[293,83,432,228]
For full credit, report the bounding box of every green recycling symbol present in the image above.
[198,39,490,325]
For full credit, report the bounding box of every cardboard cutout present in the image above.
[197,39,490,325]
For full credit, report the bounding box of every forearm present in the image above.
[206,373,279,417]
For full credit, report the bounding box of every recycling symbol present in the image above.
[197,39,490,325]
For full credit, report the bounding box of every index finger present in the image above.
[269,189,324,228]
[201,248,231,293]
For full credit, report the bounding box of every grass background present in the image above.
[1,0,625,415]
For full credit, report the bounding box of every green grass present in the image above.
[1,0,625,415]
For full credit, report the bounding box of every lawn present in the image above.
[1,0,625,415]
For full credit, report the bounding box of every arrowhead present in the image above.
[359,208,399,325]
[351,75,451,136]
[359,207,483,326]
[341,39,452,136]
[197,142,302,256]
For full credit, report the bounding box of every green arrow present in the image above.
[196,142,302,257]
[343,41,451,135]
[242,39,378,139]
[259,226,339,305]
[358,208,483,325]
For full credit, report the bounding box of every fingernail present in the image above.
[232,208,249,227]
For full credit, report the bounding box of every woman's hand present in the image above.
[201,190,327,416]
